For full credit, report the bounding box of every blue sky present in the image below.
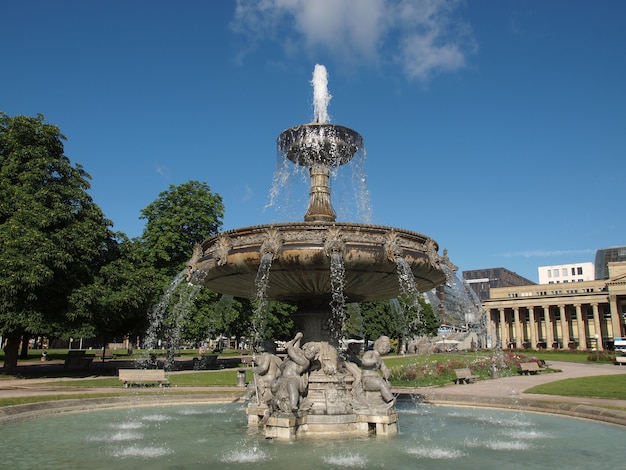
[3,1,625,283]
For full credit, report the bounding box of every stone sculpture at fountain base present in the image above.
[244,334,399,439]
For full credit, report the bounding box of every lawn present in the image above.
[526,375,626,399]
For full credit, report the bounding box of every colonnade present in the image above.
[486,301,619,351]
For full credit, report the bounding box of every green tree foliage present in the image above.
[346,295,440,348]
[139,181,224,276]
[413,297,439,337]
[68,237,162,347]
[0,113,116,373]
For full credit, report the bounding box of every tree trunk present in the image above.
[2,333,22,375]
[20,333,30,359]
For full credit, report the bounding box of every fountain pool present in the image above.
[1,402,624,469]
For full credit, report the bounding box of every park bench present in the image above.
[118,369,170,387]
[614,356,626,366]
[518,362,542,375]
[63,350,94,368]
[453,368,479,384]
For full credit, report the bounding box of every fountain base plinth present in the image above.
[247,404,399,439]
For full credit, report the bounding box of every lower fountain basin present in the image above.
[191,222,446,304]
[2,402,625,469]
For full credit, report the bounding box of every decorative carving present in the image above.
[185,243,203,281]
[270,332,319,413]
[424,238,441,269]
[323,225,345,257]
[353,336,395,411]
[212,234,232,266]
[260,227,283,258]
[244,340,283,406]
[384,230,403,262]
[441,248,458,271]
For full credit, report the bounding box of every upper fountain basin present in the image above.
[191,222,446,305]
[278,124,363,168]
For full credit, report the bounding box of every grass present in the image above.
[526,375,626,399]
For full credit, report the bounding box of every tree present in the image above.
[139,181,224,276]
[348,295,440,351]
[137,181,226,356]
[68,236,162,352]
[0,113,117,374]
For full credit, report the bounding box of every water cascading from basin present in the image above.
[325,225,347,343]
[252,252,274,341]
[144,270,201,369]
[427,262,487,333]
[329,251,346,342]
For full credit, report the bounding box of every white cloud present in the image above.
[231,0,476,81]
[155,164,170,179]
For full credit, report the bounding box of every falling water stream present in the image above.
[252,252,274,341]
[329,251,347,342]
[143,270,201,369]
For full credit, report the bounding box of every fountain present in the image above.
[187,65,447,438]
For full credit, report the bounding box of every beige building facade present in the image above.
[484,261,626,351]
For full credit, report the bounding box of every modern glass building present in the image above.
[595,246,626,280]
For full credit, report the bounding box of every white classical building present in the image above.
[484,261,626,351]
[537,262,595,284]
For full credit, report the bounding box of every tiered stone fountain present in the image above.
[188,65,446,438]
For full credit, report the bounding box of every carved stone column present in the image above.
[513,307,522,349]
[499,308,507,347]
[592,303,603,351]
[608,294,624,338]
[543,305,554,349]
[304,163,336,222]
[528,306,537,349]
[558,304,569,349]
[574,304,586,350]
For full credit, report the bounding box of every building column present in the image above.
[558,304,569,349]
[591,303,604,351]
[609,294,624,339]
[543,305,554,350]
[528,306,537,349]
[512,307,522,349]
[488,308,498,348]
[499,308,507,347]
[574,304,586,350]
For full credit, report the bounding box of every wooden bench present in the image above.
[454,368,479,384]
[63,350,94,368]
[614,356,626,366]
[118,369,170,387]
[518,362,542,375]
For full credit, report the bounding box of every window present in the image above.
[562,268,568,276]
[547,270,552,278]
[571,267,576,275]
[577,267,583,275]
[554,269,560,277]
